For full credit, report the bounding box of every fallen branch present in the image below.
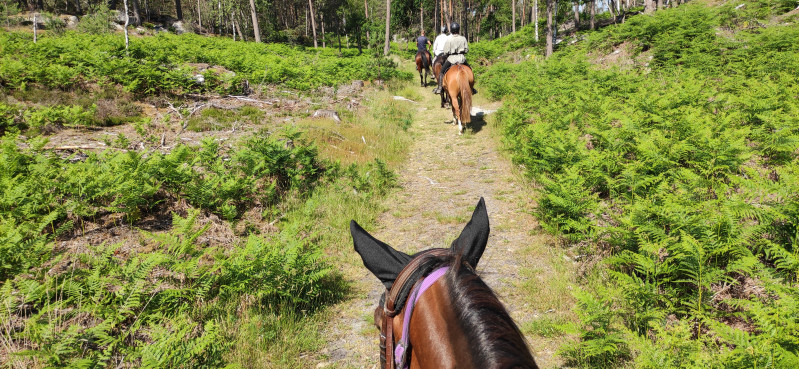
[48,145,105,150]
[226,95,275,105]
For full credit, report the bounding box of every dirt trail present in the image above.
[320,71,569,369]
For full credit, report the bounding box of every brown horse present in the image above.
[432,54,447,108]
[415,50,432,87]
[442,64,475,135]
[351,198,539,369]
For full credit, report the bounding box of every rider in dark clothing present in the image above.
[433,22,477,95]
[416,30,432,67]
[416,30,432,51]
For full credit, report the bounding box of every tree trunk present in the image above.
[420,2,424,31]
[448,0,452,28]
[249,0,261,42]
[545,0,554,57]
[322,13,326,47]
[235,13,245,39]
[589,0,595,30]
[175,0,182,20]
[384,0,391,56]
[130,0,142,26]
[645,0,654,13]
[357,26,363,53]
[512,0,516,33]
[656,0,663,10]
[534,0,538,41]
[364,0,369,43]
[308,0,318,47]
[573,1,579,29]
[232,12,241,40]
[197,0,202,29]
[123,0,130,51]
[434,0,438,32]
[464,0,469,40]
[441,0,445,29]
[607,0,616,21]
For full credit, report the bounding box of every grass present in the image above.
[186,106,265,132]
[224,307,327,369]
[391,85,423,102]
[524,314,572,338]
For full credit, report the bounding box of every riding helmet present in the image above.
[441,26,447,34]
[450,22,460,34]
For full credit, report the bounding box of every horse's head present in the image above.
[350,198,537,369]
[350,197,488,292]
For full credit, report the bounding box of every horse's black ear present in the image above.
[450,197,490,268]
[351,220,413,290]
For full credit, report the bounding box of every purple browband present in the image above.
[394,266,450,369]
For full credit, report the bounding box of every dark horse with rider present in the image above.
[415,30,433,87]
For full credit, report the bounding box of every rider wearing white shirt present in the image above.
[432,27,449,57]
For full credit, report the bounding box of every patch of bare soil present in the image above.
[319,76,570,368]
[41,80,368,155]
[589,41,653,70]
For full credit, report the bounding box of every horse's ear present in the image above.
[450,197,490,268]
[351,220,412,290]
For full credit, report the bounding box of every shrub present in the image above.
[485,2,799,367]
[77,4,113,34]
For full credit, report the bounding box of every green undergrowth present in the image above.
[0,84,415,366]
[0,102,101,134]
[0,31,408,97]
[470,23,546,72]
[484,1,799,368]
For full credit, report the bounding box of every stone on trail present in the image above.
[393,96,417,103]
[470,107,496,117]
[312,109,341,122]
[172,21,188,34]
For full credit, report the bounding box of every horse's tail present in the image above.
[459,68,472,123]
[423,51,431,69]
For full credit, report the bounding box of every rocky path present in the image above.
[319,75,572,369]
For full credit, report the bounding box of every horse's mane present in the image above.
[446,254,539,369]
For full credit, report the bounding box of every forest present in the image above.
[1,0,798,367]
[3,0,678,51]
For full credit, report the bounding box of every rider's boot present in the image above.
[433,73,444,94]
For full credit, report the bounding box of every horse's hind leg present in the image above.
[450,94,462,131]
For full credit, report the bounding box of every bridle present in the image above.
[376,248,451,369]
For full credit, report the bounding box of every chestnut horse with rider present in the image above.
[433,22,478,134]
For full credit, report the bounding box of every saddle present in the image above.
[378,248,450,369]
